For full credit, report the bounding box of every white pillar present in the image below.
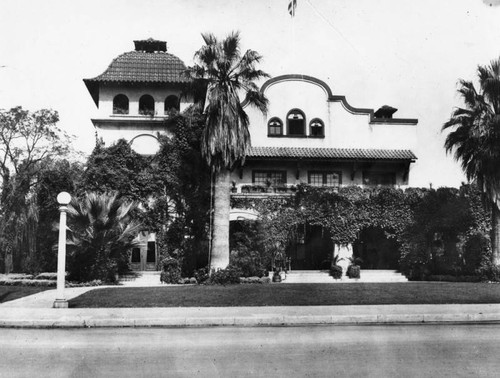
[54,192,71,309]
[334,244,353,279]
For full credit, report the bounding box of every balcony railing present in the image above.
[231,184,297,195]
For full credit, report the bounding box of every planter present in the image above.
[330,265,343,279]
[347,265,360,279]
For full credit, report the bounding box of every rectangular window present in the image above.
[131,248,141,263]
[146,242,156,263]
[269,125,281,135]
[308,171,341,187]
[252,171,287,186]
[362,171,396,186]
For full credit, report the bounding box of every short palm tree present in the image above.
[66,192,142,282]
[443,57,500,265]
[186,32,268,270]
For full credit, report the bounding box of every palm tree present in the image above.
[66,192,142,282]
[443,57,500,265]
[186,32,268,271]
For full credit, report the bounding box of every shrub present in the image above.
[193,266,210,284]
[240,276,272,284]
[34,272,58,280]
[330,265,343,279]
[476,262,500,282]
[66,192,142,283]
[160,257,181,284]
[229,221,268,277]
[463,233,490,274]
[240,276,261,284]
[427,275,481,282]
[207,266,242,285]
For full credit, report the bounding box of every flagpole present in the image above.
[288,0,297,72]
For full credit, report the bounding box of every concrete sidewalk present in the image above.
[1,287,500,328]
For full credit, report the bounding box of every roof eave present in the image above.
[83,79,99,107]
[246,156,417,163]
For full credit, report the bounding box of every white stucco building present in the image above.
[84,39,418,272]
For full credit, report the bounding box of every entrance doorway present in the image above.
[353,227,400,269]
[288,225,332,270]
[130,233,157,271]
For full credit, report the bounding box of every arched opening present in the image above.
[309,118,324,137]
[287,109,306,136]
[353,227,400,270]
[164,95,180,113]
[113,94,129,114]
[267,117,283,136]
[139,94,155,116]
[130,134,160,155]
[288,224,333,270]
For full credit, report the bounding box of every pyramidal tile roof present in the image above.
[85,50,190,84]
[247,147,417,161]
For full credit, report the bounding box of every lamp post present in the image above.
[53,192,71,309]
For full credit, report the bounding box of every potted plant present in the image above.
[347,257,363,279]
[272,267,282,282]
[330,254,344,280]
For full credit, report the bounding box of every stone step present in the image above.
[119,271,162,287]
[281,269,408,283]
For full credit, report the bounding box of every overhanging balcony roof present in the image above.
[247,147,417,161]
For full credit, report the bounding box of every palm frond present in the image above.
[189,31,268,171]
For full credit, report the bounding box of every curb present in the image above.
[2,313,500,328]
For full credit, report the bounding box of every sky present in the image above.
[1,0,500,188]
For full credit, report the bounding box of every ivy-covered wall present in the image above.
[231,184,491,279]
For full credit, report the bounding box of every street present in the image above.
[1,324,500,377]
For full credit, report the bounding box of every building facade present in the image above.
[84,39,418,272]
[84,39,191,270]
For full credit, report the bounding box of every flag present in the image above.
[288,0,297,17]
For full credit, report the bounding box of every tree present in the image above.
[0,106,72,273]
[66,192,142,282]
[155,109,211,274]
[81,138,156,202]
[35,159,83,272]
[186,31,268,270]
[442,57,500,264]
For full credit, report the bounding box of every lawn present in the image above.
[69,282,500,308]
[0,286,52,304]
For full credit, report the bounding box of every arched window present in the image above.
[113,94,129,114]
[139,94,155,116]
[164,95,180,113]
[287,109,306,136]
[309,118,324,137]
[267,117,283,136]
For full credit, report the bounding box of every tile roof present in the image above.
[84,51,190,84]
[247,147,417,161]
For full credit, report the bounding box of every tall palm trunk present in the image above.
[492,204,500,265]
[210,168,230,270]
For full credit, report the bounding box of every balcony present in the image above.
[231,184,297,197]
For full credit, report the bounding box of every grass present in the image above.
[69,282,500,308]
[0,286,52,303]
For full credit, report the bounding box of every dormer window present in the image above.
[164,95,180,113]
[309,118,324,137]
[113,94,129,114]
[287,109,306,136]
[268,117,283,136]
[139,94,155,116]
